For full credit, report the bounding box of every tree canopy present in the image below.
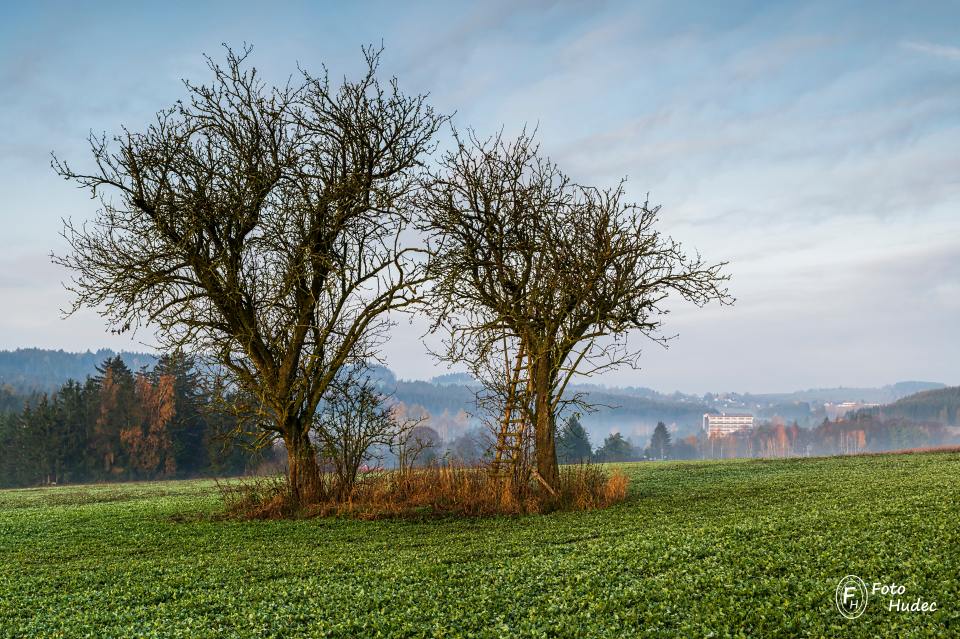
[54,46,446,503]
[420,131,731,488]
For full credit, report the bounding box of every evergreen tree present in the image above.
[648,421,672,460]
[594,432,635,462]
[91,356,137,478]
[0,412,16,485]
[54,380,89,483]
[151,352,209,476]
[557,415,593,463]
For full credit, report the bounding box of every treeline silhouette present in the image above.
[0,354,267,487]
[575,414,958,462]
[701,415,956,458]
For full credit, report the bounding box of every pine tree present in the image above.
[648,422,672,460]
[557,414,593,463]
[54,380,88,483]
[151,352,208,476]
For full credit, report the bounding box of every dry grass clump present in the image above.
[220,463,629,520]
[216,474,298,520]
[555,464,629,510]
[335,466,538,518]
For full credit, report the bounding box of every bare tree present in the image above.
[313,365,399,500]
[390,419,436,473]
[420,131,731,489]
[52,46,445,504]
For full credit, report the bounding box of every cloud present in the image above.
[901,40,960,61]
[603,248,960,394]
[2,1,959,394]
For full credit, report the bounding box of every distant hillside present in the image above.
[0,348,157,392]
[1,348,950,436]
[379,379,713,443]
[864,386,960,426]
[562,389,712,441]
[430,372,478,387]
[733,381,946,406]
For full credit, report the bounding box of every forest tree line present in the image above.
[0,353,540,489]
[4,356,956,489]
[563,413,958,463]
[0,355,266,488]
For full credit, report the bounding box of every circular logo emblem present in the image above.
[835,575,869,619]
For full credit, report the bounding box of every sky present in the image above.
[1,0,958,394]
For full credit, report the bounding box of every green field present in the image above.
[1,453,958,638]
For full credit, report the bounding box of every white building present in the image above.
[824,402,879,421]
[703,413,754,437]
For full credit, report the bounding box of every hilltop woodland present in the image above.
[0,348,156,392]
[860,386,960,426]
[44,45,734,516]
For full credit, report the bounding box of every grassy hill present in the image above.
[1,452,957,637]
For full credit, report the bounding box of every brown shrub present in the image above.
[604,470,629,502]
[338,466,535,518]
[220,463,629,520]
[552,464,629,511]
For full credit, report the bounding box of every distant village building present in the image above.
[703,413,754,437]
[824,402,879,421]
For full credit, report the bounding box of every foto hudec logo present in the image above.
[836,575,869,619]
[835,576,938,619]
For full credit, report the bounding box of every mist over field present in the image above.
[2,348,957,490]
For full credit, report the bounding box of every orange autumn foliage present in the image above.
[120,374,177,477]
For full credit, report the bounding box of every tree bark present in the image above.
[284,429,323,505]
[532,361,560,490]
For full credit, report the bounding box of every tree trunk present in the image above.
[532,361,560,490]
[284,429,323,505]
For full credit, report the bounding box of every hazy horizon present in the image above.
[2,1,958,394]
[0,345,948,399]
